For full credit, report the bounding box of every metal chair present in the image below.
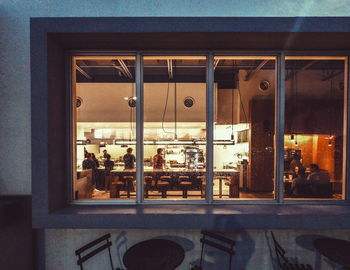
[270,231,313,270]
[191,230,235,270]
[75,233,115,270]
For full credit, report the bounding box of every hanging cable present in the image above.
[328,68,334,146]
[231,81,235,142]
[174,79,178,140]
[161,81,174,134]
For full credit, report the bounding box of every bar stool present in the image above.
[214,175,228,198]
[144,176,153,198]
[179,175,191,198]
[110,176,124,198]
[197,175,206,198]
[123,175,135,198]
[158,176,170,198]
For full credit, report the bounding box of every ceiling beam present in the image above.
[244,60,269,81]
[285,60,318,81]
[76,64,92,79]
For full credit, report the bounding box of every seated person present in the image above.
[291,168,310,197]
[292,166,300,179]
[307,164,330,184]
[289,154,303,173]
[307,164,332,197]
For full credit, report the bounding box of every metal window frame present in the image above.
[69,50,350,205]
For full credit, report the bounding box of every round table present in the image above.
[313,238,350,270]
[123,239,185,270]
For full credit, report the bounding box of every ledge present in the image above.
[33,204,350,229]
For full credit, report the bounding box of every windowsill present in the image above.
[33,203,350,229]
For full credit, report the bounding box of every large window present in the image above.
[71,53,348,202]
[73,56,136,201]
[284,57,346,200]
[213,56,276,200]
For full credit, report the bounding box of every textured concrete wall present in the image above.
[1,0,350,195]
[46,229,350,270]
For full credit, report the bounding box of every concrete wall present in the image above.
[46,229,350,270]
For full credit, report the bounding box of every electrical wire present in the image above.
[161,81,175,134]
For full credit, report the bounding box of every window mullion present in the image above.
[136,52,144,204]
[344,57,350,200]
[206,53,214,204]
[275,52,285,203]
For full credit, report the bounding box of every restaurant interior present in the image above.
[73,55,345,201]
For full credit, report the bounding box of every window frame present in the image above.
[69,50,350,205]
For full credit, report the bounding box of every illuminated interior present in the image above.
[73,55,346,201]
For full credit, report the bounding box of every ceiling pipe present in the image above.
[167,59,173,79]
[214,59,220,70]
[76,65,92,79]
[112,61,128,77]
[285,60,318,81]
[321,70,343,81]
[118,59,133,79]
[244,60,269,81]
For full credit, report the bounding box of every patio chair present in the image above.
[191,230,235,270]
[270,231,313,270]
[75,233,116,270]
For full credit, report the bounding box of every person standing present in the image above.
[104,154,115,191]
[153,148,165,169]
[91,153,100,168]
[102,149,109,159]
[123,147,136,169]
[82,153,97,170]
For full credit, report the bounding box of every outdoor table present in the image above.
[123,239,185,270]
[313,237,350,270]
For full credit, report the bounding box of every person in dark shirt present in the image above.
[123,147,136,169]
[82,153,97,170]
[104,154,115,173]
[291,167,309,196]
[103,149,109,159]
[91,153,100,168]
[153,148,165,169]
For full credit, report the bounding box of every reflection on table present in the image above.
[123,239,185,270]
[313,238,350,270]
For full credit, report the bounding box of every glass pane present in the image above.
[284,57,345,200]
[213,56,276,200]
[73,56,136,200]
[143,56,206,200]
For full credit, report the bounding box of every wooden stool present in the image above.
[224,175,239,198]
[157,181,169,198]
[179,176,191,198]
[215,176,228,198]
[123,176,135,198]
[110,176,124,198]
[144,176,153,198]
[197,175,206,198]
